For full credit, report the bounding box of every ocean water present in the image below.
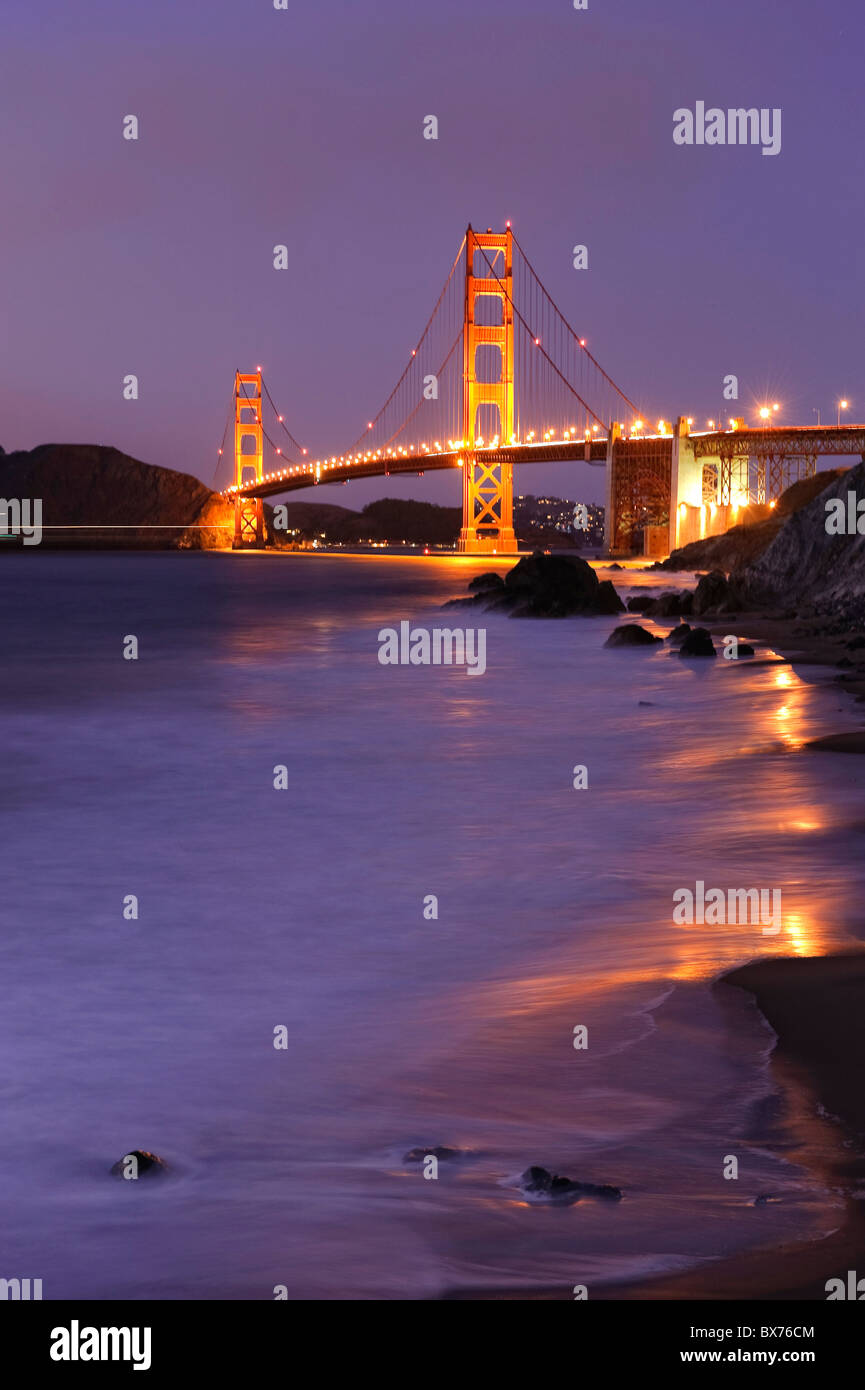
[1,550,863,1299]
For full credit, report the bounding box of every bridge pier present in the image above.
[457,227,519,555]
[233,372,266,549]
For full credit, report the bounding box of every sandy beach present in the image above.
[445,608,865,1302]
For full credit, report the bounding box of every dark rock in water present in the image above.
[110,1150,168,1179]
[847,635,865,650]
[678,627,717,657]
[604,624,662,648]
[645,590,693,618]
[468,572,505,594]
[626,594,655,613]
[667,623,692,645]
[692,569,736,616]
[804,731,865,754]
[608,562,624,570]
[447,552,624,618]
[403,1145,460,1163]
[520,1166,622,1202]
[735,643,756,657]
[638,700,655,706]
[753,1193,782,1206]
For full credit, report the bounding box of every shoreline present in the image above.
[443,955,865,1302]
[444,599,865,1303]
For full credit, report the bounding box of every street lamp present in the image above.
[812,408,821,426]
[759,407,771,421]
[838,399,849,427]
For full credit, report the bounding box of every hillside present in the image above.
[742,459,865,615]
[659,467,849,573]
[0,443,233,548]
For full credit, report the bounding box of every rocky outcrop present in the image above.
[742,460,865,617]
[0,444,234,548]
[644,590,693,618]
[446,552,624,618]
[678,627,717,657]
[604,624,662,648]
[657,467,849,574]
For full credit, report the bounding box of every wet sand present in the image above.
[444,955,865,1301]
[445,614,865,1302]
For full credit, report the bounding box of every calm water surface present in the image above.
[1,551,863,1298]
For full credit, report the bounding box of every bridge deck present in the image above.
[228,425,865,501]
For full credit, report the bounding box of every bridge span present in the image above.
[219,222,864,556]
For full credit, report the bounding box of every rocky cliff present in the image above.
[0,443,234,548]
[743,459,865,614]
[659,467,849,574]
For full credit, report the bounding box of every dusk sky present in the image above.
[1,0,862,508]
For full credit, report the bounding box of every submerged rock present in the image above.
[403,1145,461,1163]
[604,624,662,648]
[520,1166,622,1203]
[667,623,692,645]
[110,1150,168,1179]
[678,627,717,657]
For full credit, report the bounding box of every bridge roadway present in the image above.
[228,439,609,500]
[228,424,865,502]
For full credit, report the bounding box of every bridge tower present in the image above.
[233,371,265,548]
[458,226,518,554]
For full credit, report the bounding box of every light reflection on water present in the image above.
[0,551,862,1298]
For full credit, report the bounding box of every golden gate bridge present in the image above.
[218,223,865,557]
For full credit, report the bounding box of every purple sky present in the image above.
[1,0,862,508]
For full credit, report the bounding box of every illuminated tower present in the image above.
[233,371,265,547]
[458,226,518,553]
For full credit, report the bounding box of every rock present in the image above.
[753,1194,782,1206]
[604,624,662,648]
[110,1150,168,1179]
[638,700,655,706]
[467,572,505,594]
[447,552,624,618]
[656,468,849,575]
[520,1166,622,1203]
[804,732,865,754]
[847,635,865,650]
[667,623,692,645]
[0,444,234,549]
[692,570,735,616]
[403,1145,460,1163]
[678,627,717,657]
[608,562,624,570]
[735,643,756,657]
[626,594,655,613]
[645,590,693,618]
